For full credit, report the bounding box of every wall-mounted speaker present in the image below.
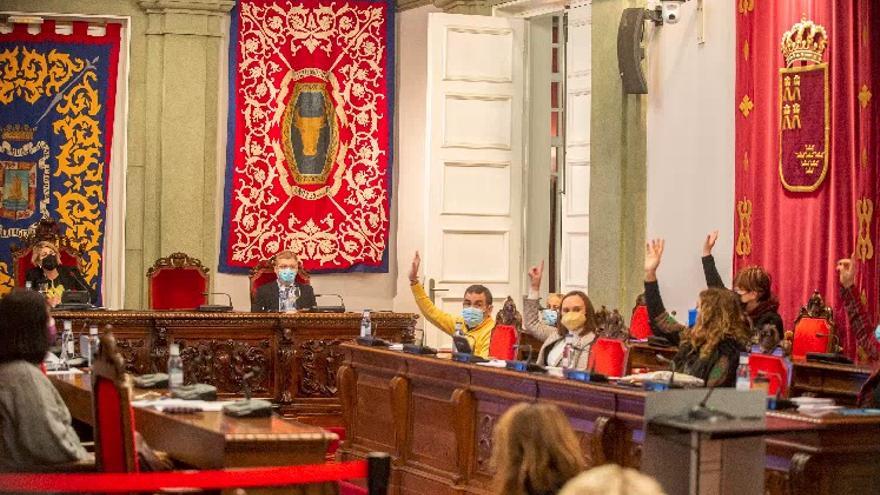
[618,8,648,95]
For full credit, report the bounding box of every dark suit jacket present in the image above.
[251,281,316,312]
[25,266,97,304]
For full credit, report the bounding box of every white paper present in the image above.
[131,398,235,412]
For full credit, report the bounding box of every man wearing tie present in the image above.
[252,250,317,312]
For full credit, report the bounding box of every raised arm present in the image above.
[409,251,456,335]
[837,258,880,364]
[701,230,726,289]
[521,261,558,341]
[645,239,686,343]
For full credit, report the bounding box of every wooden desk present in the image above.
[338,345,880,495]
[625,342,677,373]
[50,372,333,469]
[52,311,416,424]
[789,360,872,405]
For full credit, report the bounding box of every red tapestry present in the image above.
[736,1,879,362]
[220,0,393,273]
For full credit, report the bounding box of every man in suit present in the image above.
[251,250,317,312]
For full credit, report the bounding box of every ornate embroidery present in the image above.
[736,198,752,257]
[856,198,874,261]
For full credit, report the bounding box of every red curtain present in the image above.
[736,1,879,362]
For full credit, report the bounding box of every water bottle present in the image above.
[454,320,464,337]
[60,320,74,364]
[86,325,100,368]
[735,353,751,391]
[562,333,576,368]
[168,344,184,391]
[25,281,32,291]
[360,309,372,338]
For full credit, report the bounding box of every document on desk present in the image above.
[131,398,235,412]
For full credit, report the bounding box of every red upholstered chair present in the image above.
[91,331,139,473]
[10,217,87,287]
[586,338,628,377]
[249,257,311,304]
[147,252,209,310]
[629,305,651,340]
[748,353,790,397]
[790,291,835,361]
[489,324,517,360]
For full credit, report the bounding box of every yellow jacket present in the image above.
[410,282,494,358]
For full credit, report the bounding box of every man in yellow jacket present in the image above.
[408,251,494,358]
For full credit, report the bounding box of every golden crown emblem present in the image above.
[1,124,36,142]
[781,17,828,67]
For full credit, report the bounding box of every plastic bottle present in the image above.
[60,321,74,364]
[563,333,576,368]
[25,281,32,291]
[454,320,464,337]
[360,309,372,338]
[735,353,751,391]
[168,344,184,391]
[86,325,100,368]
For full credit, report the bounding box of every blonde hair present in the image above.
[30,241,59,266]
[685,288,751,359]
[558,465,667,495]
[492,403,585,495]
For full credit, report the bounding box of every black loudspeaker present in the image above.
[618,7,648,94]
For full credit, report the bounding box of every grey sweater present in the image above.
[0,360,90,470]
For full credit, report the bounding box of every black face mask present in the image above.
[41,254,59,271]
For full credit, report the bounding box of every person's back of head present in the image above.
[0,289,50,365]
[558,464,667,495]
[492,402,585,495]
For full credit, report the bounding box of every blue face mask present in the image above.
[541,308,558,326]
[278,268,296,284]
[875,324,880,343]
[461,307,485,329]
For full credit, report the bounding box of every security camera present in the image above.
[660,0,686,24]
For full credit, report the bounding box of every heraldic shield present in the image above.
[281,82,339,186]
[778,18,830,193]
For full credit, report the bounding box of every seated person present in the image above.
[408,251,494,358]
[0,289,92,470]
[644,239,750,387]
[252,250,317,312]
[836,257,880,407]
[492,403,586,495]
[24,241,95,307]
[559,464,667,495]
[523,262,599,369]
[702,231,784,349]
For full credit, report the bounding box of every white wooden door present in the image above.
[560,5,591,294]
[422,13,526,349]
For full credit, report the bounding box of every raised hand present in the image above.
[702,230,719,257]
[528,261,544,291]
[409,251,421,283]
[644,239,665,282]
[836,257,856,289]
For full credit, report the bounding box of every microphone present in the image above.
[199,292,233,312]
[687,383,735,422]
[655,353,676,388]
[312,293,345,313]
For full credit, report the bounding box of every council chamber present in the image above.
[0,1,878,494]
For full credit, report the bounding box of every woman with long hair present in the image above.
[492,402,586,495]
[644,239,750,387]
[24,241,95,307]
[522,263,600,368]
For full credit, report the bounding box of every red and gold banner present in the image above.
[220,0,394,274]
[736,2,880,362]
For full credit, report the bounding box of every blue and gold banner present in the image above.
[0,21,121,300]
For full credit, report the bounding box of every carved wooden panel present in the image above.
[115,338,148,375]
[296,338,345,398]
[474,414,495,476]
[765,470,791,495]
[178,338,271,395]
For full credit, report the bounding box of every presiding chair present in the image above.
[146,252,210,310]
[790,291,836,361]
[10,217,87,288]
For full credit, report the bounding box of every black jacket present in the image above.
[25,266,96,304]
[251,281,316,312]
[702,255,784,340]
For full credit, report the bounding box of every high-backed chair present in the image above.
[91,331,139,473]
[248,257,311,304]
[489,324,517,360]
[748,353,790,397]
[587,338,628,377]
[790,291,835,361]
[10,217,86,288]
[596,306,630,340]
[146,252,209,310]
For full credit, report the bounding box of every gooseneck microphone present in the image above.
[199,292,234,312]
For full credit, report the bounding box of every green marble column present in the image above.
[589,0,647,313]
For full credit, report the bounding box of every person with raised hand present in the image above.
[836,257,880,366]
[522,261,599,368]
[408,251,494,358]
